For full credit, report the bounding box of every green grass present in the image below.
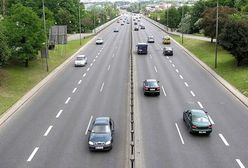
[171,35,248,97]
[0,37,92,115]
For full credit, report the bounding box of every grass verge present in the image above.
[171,35,248,98]
[0,37,92,115]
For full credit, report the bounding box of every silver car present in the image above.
[96,37,103,45]
[74,55,87,67]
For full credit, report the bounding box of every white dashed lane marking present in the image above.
[87,68,90,71]
[184,82,189,87]
[83,73,86,78]
[65,97,71,104]
[150,54,152,59]
[100,82,105,92]
[179,75,184,79]
[72,88,77,93]
[78,80,82,85]
[176,69,179,73]
[154,66,158,73]
[43,125,53,136]
[85,116,93,135]
[169,60,172,63]
[93,59,96,62]
[219,134,230,146]
[190,91,195,97]
[108,65,111,71]
[236,159,245,168]
[90,63,93,67]
[56,109,63,118]
[162,86,166,96]
[208,115,215,124]
[175,123,185,144]
[197,101,204,108]
[172,64,175,67]
[27,147,39,162]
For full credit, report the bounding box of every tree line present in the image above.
[145,0,248,66]
[0,0,119,67]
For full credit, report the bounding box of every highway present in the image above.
[0,13,247,168]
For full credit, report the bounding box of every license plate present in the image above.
[95,146,103,149]
[199,131,206,134]
[150,89,155,91]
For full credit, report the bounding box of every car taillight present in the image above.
[157,87,160,91]
[144,87,148,91]
[208,125,212,128]
[192,125,197,129]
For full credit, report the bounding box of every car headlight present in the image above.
[89,141,94,145]
[105,141,111,145]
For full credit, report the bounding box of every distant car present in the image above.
[134,26,139,31]
[134,22,138,25]
[121,22,124,25]
[140,24,145,29]
[74,55,87,67]
[96,38,103,45]
[147,36,155,43]
[88,117,114,151]
[114,28,119,32]
[163,36,171,44]
[183,109,212,135]
[163,47,173,56]
[126,21,130,24]
[143,79,160,96]
[117,20,120,23]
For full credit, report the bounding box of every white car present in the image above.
[74,55,87,67]
[96,38,103,45]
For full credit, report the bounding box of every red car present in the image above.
[143,79,160,96]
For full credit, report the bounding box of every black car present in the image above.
[163,47,173,56]
[183,109,212,135]
[88,117,114,151]
[143,79,160,96]
[113,28,119,32]
[134,26,139,31]
[140,25,145,29]
[137,43,148,54]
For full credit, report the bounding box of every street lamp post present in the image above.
[78,0,82,45]
[214,0,219,68]
[167,4,169,32]
[181,2,184,45]
[42,0,49,72]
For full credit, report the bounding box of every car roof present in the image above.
[190,109,206,115]
[145,79,157,82]
[94,117,110,125]
[164,47,172,50]
[77,55,85,57]
[137,42,147,45]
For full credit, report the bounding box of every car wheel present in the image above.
[206,132,211,136]
[144,92,146,96]
[157,92,160,96]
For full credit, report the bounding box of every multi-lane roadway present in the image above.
[0,14,247,168]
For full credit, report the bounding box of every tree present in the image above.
[0,22,10,66]
[201,6,236,42]
[178,14,192,33]
[219,14,248,66]
[3,3,44,67]
[167,7,181,30]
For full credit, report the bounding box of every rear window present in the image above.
[92,125,111,133]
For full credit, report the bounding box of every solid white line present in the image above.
[27,147,39,162]
[87,68,90,71]
[100,82,105,92]
[72,88,77,93]
[90,63,93,67]
[162,86,166,96]
[83,73,86,78]
[93,59,96,62]
[78,80,82,85]
[85,115,93,135]
[44,125,53,136]
[176,69,179,73]
[197,101,204,108]
[108,65,111,71]
[56,109,63,118]
[219,134,230,146]
[175,123,185,144]
[154,66,158,73]
[172,64,175,67]
[208,115,215,124]
[179,75,184,79]
[184,82,189,87]
[236,159,245,168]
[65,97,71,104]
[190,91,195,97]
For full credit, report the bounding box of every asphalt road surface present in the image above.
[0,14,248,168]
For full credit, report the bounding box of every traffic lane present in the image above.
[143,20,248,159]
[26,23,131,168]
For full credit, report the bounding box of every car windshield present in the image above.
[92,125,111,133]
[147,81,158,87]
[192,112,209,123]
[76,57,84,60]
